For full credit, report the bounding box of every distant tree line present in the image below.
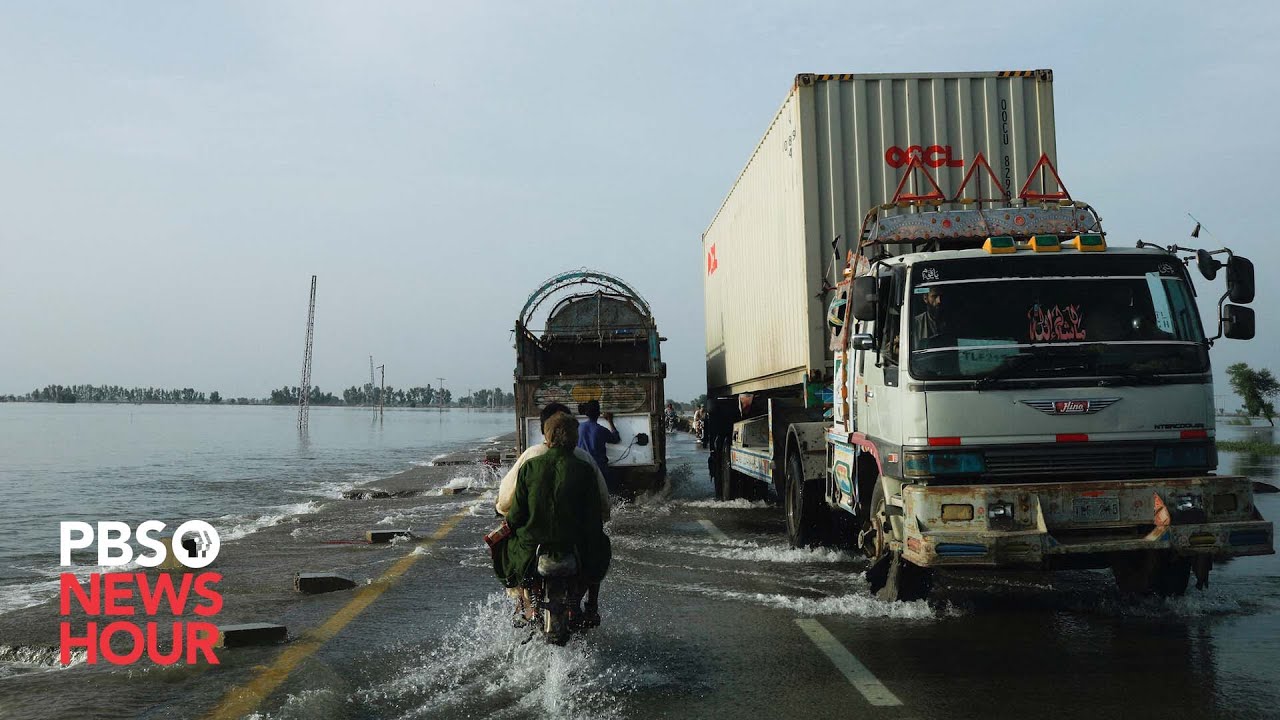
[4,383,516,408]
[17,384,226,404]
[341,385,444,407]
[667,394,707,412]
[269,386,342,406]
[339,384,514,408]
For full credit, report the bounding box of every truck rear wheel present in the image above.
[864,482,932,602]
[1110,551,1192,597]
[716,449,740,501]
[785,451,822,548]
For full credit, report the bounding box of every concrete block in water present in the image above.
[342,488,392,500]
[366,528,413,544]
[294,572,358,594]
[432,452,474,466]
[216,623,287,648]
[439,486,463,495]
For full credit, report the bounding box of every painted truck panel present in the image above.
[704,71,1057,396]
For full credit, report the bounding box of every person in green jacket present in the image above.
[494,412,612,625]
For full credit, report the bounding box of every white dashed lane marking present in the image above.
[795,618,903,707]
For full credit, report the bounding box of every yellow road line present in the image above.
[204,508,471,720]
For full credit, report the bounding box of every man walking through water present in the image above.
[577,400,622,495]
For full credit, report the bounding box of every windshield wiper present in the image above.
[1097,373,1167,387]
[973,352,1040,390]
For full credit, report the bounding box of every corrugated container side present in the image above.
[703,92,808,395]
[705,71,1057,396]
[805,72,1057,263]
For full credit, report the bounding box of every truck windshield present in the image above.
[907,255,1209,381]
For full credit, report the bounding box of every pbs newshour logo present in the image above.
[59,519,224,666]
[61,519,220,568]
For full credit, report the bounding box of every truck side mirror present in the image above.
[851,333,874,351]
[1196,249,1222,281]
[850,276,877,321]
[1227,256,1254,304]
[1223,304,1255,340]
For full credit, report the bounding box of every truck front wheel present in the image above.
[864,482,932,602]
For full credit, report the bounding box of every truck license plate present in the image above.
[1073,497,1120,522]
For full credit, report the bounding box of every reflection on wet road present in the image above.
[3,432,1277,720]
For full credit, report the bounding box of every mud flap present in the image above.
[866,552,891,595]
[868,551,932,601]
[1194,556,1212,590]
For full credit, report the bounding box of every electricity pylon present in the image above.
[298,275,317,432]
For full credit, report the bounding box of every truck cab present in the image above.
[822,203,1272,599]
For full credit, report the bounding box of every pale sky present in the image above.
[1,1,1277,403]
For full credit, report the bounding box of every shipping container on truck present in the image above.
[703,70,1057,398]
[703,70,1272,602]
[514,270,667,493]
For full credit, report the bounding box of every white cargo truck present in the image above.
[703,70,1274,600]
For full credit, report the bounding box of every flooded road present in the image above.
[3,432,1278,719]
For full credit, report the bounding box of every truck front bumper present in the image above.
[899,476,1274,568]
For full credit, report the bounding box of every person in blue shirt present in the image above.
[577,400,622,494]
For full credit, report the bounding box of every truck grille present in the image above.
[984,444,1157,478]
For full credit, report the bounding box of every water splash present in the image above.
[353,592,649,719]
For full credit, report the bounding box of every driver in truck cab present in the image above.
[912,285,947,347]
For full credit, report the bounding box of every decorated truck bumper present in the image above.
[898,476,1274,568]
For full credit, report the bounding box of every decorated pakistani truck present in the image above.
[514,270,666,492]
[703,70,1273,600]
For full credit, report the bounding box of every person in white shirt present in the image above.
[495,402,611,521]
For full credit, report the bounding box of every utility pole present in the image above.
[298,275,317,432]
[437,377,446,409]
[377,364,386,419]
[368,355,376,407]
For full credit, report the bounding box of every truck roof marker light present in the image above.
[1028,235,1061,252]
[983,236,1016,254]
[928,436,962,446]
[1067,234,1106,252]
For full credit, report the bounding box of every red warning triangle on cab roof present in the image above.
[950,152,1010,203]
[889,155,946,204]
[1018,153,1072,202]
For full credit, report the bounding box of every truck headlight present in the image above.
[904,450,986,478]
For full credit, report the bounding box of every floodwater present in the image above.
[0,410,1277,719]
[0,403,513,616]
